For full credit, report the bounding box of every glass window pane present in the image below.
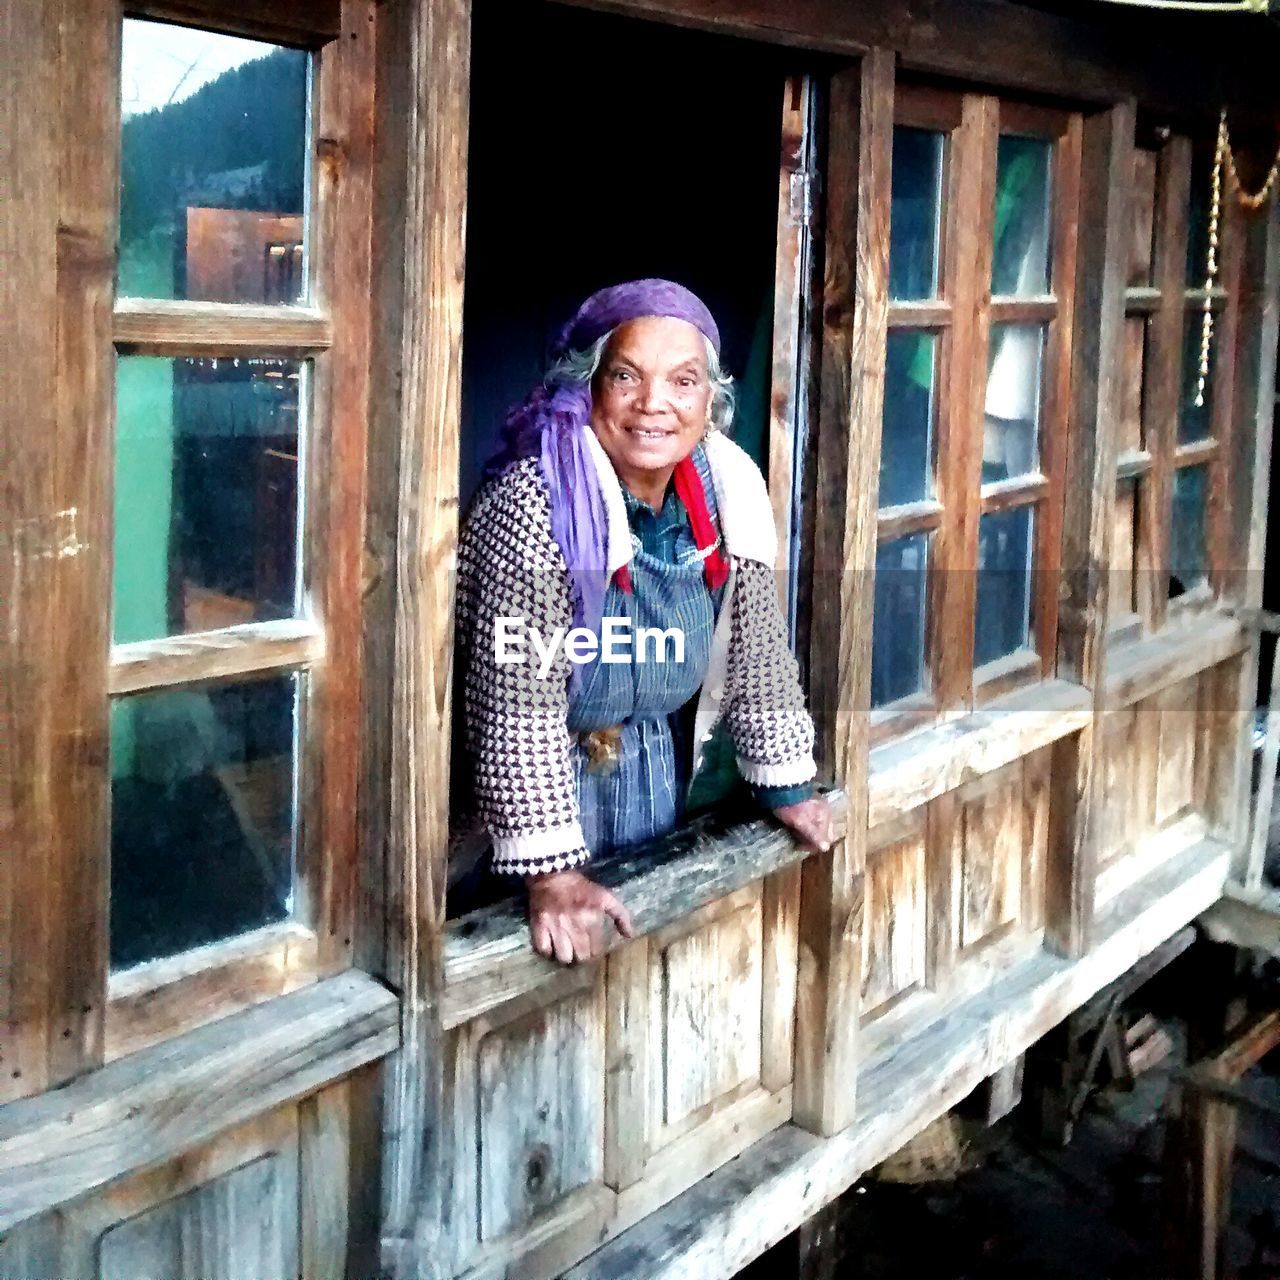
[1179,311,1214,444]
[1186,146,1213,288]
[1170,465,1209,597]
[871,534,928,709]
[110,674,299,969]
[983,323,1044,483]
[975,506,1034,668]
[992,135,1052,296]
[114,355,303,644]
[879,332,936,507]
[119,20,308,303]
[889,127,945,301]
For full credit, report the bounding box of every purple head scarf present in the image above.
[485,279,722,651]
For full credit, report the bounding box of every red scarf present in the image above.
[612,455,729,595]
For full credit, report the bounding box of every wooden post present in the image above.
[1,0,118,1103]
[1045,101,1134,959]
[1232,195,1280,885]
[795,48,893,1138]
[363,0,471,1273]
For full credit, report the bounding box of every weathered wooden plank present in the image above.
[1046,102,1135,960]
[112,300,332,355]
[1200,883,1280,958]
[2,0,120,1102]
[302,0,377,976]
[867,678,1093,830]
[760,863,802,1093]
[861,831,927,1016]
[604,938,650,1191]
[442,794,846,1031]
[562,837,1231,1280]
[366,0,471,1270]
[105,921,318,1062]
[1102,614,1246,712]
[108,619,323,695]
[796,51,892,1137]
[0,971,397,1233]
[121,0,340,46]
[553,0,1276,122]
[299,1077,352,1279]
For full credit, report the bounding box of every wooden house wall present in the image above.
[3,1,1280,1279]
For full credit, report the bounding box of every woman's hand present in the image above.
[772,794,842,852]
[526,869,635,965]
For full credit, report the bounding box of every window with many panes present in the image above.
[1110,131,1241,639]
[871,87,1081,740]
[106,10,369,1051]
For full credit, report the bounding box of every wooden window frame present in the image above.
[1112,128,1244,644]
[98,0,374,1061]
[872,84,1082,745]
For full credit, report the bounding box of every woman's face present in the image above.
[590,316,712,489]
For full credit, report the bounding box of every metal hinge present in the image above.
[789,169,815,227]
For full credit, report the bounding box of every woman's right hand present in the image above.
[526,869,634,964]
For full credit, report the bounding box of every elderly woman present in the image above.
[457,279,834,964]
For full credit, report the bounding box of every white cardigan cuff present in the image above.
[735,754,817,787]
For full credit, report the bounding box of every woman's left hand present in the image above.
[772,794,841,852]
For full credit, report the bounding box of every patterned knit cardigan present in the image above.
[455,444,816,877]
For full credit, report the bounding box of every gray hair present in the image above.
[546,327,736,434]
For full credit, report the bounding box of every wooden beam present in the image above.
[364,0,471,1271]
[108,619,324,695]
[121,0,341,47]
[0,971,397,1235]
[442,794,847,1030]
[552,0,1275,123]
[1199,883,1280,958]
[1101,614,1247,712]
[1,0,118,1104]
[112,300,332,355]
[1046,102,1135,960]
[797,49,893,1139]
[562,837,1230,1280]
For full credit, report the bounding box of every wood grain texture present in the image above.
[604,938,650,1191]
[1,0,118,1103]
[120,0,340,46]
[867,678,1093,832]
[105,921,319,1062]
[861,830,927,1016]
[1045,102,1134,960]
[1102,614,1246,712]
[108,619,323,695]
[442,795,845,1031]
[562,837,1231,1280]
[0,972,397,1233]
[796,50,893,1139]
[302,0,377,976]
[365,0,471,1267]
[112,300,332,355]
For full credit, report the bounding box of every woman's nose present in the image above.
[636,378,670,412]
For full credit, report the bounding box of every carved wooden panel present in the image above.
[647,887,764,1143]
[958,765,1023,953]
[477,985,606,1241]
[1155,674,1200,826]
[861,819,927,1016]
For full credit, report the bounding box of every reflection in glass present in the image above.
[110,675,299,969]
[119,20,308,302]
[983,324,1044,482]
[871,535,928,708]
[1170,465,1209,597]
[879,333,936,507]
[975,506,1034,668]
[1179,312,1214,444]
[889,127,945,301]
[113,355,303,644]
[992,135,1052,296]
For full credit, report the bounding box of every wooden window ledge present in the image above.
[868,678,1093,831]
[0,971,397,1234]
[442,792,848,1031]
[1104,612,1246,711]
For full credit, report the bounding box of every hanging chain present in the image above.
[1194,110,1280,408]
